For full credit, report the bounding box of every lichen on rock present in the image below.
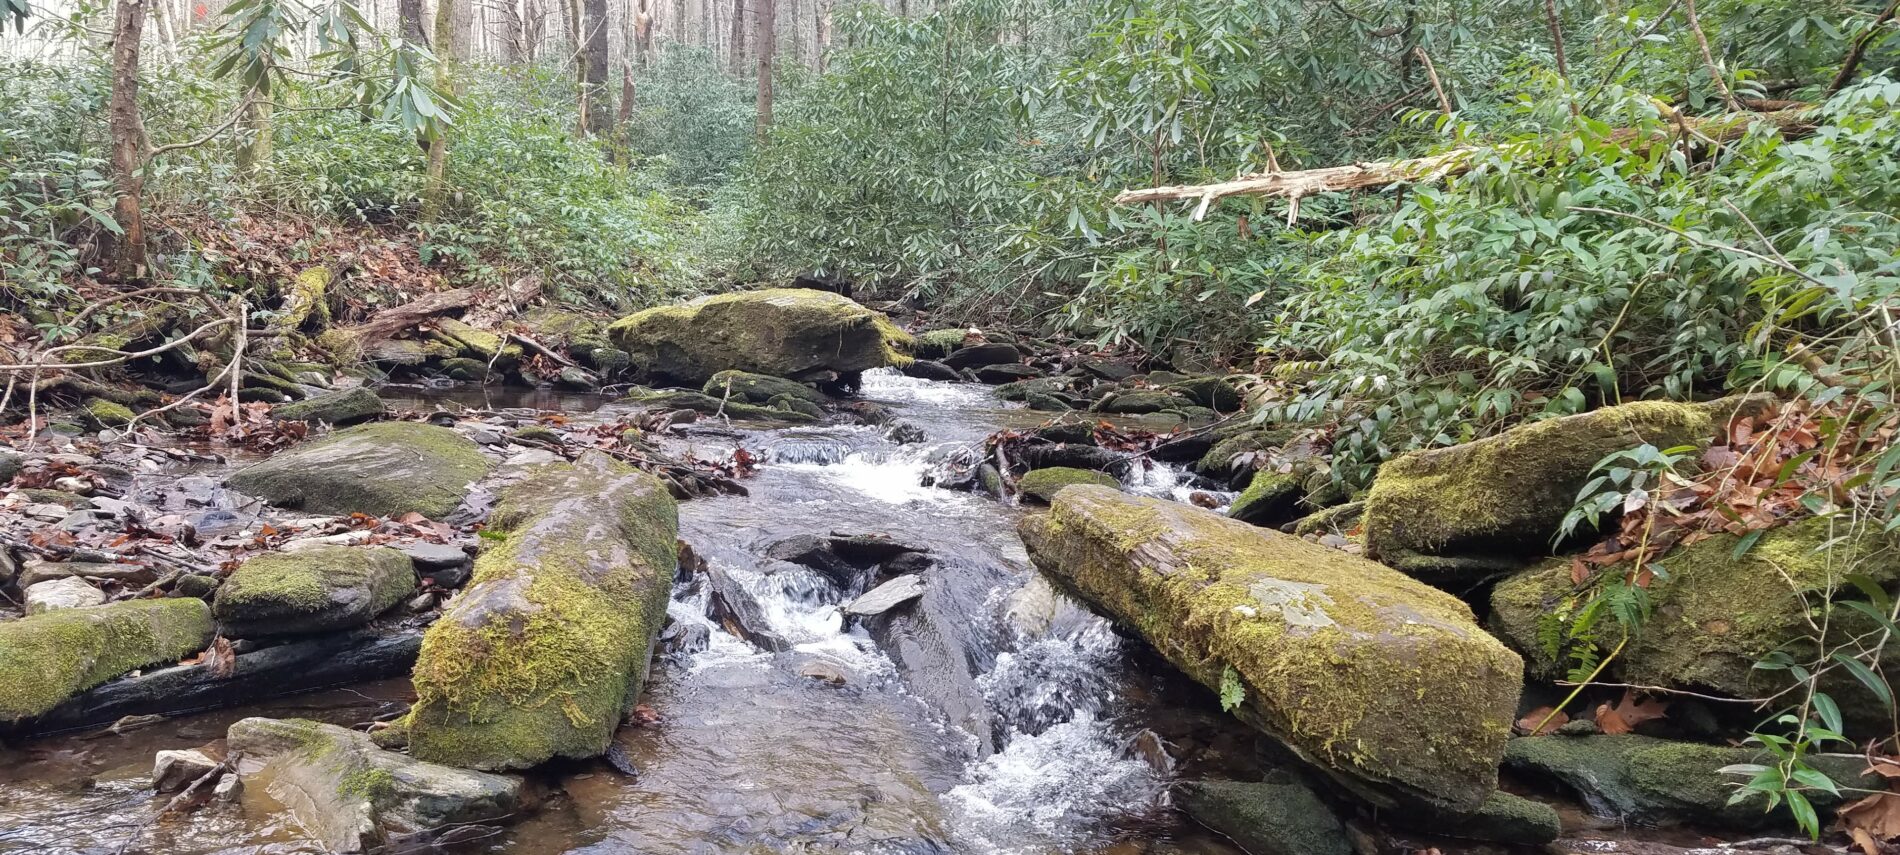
[606,288,912,385]
[1020,486,1522,810]
[226,422,489,519]
[403,452,678,770]
[0,599,214,722]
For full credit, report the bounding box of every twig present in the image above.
[1569,206,1833,289]
[1682,0,1742,111]
[1413,47,1452,114]
[1825,0,1900,97]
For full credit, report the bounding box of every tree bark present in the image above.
[813,0,828,73]
[632,0,652,67]
[235,90,272,173]
[581,0,611,134]
[728,0,744,73]
[754,0,773,136]
[1112,109,1820,211]
[108,0,148,279]
[498,0,525,61]
[398,0,429,45]
[422,0,459,218]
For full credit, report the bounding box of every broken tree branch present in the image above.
[1825,0,1900,97]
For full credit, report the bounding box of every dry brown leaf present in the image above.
[1839,793,1900,840]
[1515,707,1568,736]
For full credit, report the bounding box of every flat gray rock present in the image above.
[845,574,925,617]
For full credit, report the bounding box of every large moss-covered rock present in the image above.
[1016,467,1118,504]
[1504,734,1878,829]
[1363,400,1716,583]
[0,599,213,721]
[227,422,489,519]
[403,453,678,770]
[227,717,521,853]
[1492,519,1899,727]
[1177,775,1351,855]
[214,546,415,638]
[703,370,824,406]
[607,289,911,385]
[272,387,385,425]
[1020,487,1522,809]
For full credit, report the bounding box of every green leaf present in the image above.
[1219,665,1246,712]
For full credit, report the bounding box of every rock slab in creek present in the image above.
[214,545,416,638]
[0,599,214,722]
[1361,399,1725,583]
[1176,776,1351,855]
[1019,486,1522,809]
[1504,734,1879,829]
[227,422,490,519]
[845,574,925,617]
[271,387,385,426]
[403,452,678,770]
[607,288,911,385]
[227,716,520,853]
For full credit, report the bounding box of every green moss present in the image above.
[434,319,523,367]
[272,387,384,425]
[914,328,972,360]
[1020,486,1522,809]
[404,455,679,770]
[619,387,819,423]
[85,398,136,428]
[1228,470,1304,527]
[278,267,331,330]
[1016,467,1118,504]
[227,422,490,519]
[606,289,909,384]
[1294,501,1366,538]
[337,767,398,803]
[1164,375,1243,412]
[1364,399,1719,583]
[1195,428,1294,477]
[1177,776,1350,855]
[703,370,824,405]
[214,546,415,637]
[0,599,214,721]
[510,425,561,443]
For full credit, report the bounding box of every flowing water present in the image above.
[0,371,1269,854]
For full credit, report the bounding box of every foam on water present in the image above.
[942,711,1168,853]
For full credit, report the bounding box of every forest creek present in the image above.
[6,0,1900,853]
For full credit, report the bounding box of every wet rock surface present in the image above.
[608,289,910,385]
[213,545,415,638]
[226,421,490,519]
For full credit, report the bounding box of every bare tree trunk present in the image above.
[754,0,773,136]
[498,0,525,61]
[582,0,611,134]
[108,0,148,279]
[235,91,272,173]
[632,0,652,66]
[398,0,429,44]
[813,0,827,73]
[423,0,459,218]
[728,0,744,73]
[451,0,474,60]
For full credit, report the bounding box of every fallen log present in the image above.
[1113,108,1818,214]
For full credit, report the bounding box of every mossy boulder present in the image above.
[618,387,820,423]
[607,289,911,385]
[441,357,492,382]
[1016,467,1118,504]
[1194,428,1294,480]
[214,546,415,638]
[703,370,824,406]
[272,387,385,426]
[1165,375,1244,412]
[1020,487,1522,809]
[1227,470,1305,528]
[1492,519,1900,730]
[1093,389,1188,415]
[227,716,521,852]
[1177,775,1351,855]
[0,599,213,722]
[1363,400,1718,584]
[404,453,678,770]
[1405,790,1562,845]
[1504,734,1878,829]
[227,422,489,519]
[431,318,523,368]
[85,398,137,428]
[913,329,974,360]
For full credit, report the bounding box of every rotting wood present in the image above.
[1112,108,1818,215]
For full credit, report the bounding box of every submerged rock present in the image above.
[403,453,678,770]
[227,717,521,853]
[1015,467,1118,504]
[1362,400,1718,583]
[1176,776,1351,855]
[1019,487,1521,809]
[1492,518,1900,730]
[272,387,385,425]
[1403,790,1561,845]
[227,422,489,519]
[0,599,214,722]
[213,546,415,638]
[607,288,911,385]
[1504,734,1877,829]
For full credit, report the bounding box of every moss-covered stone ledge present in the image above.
[0,599,214,722]
[606,288,912,385]
[1020,486,1522,810]
[1016,467,1118,504]
[1362,399,1723,585]
[402,452,678,770]
[214,546,415,638]
[226,422,490,519]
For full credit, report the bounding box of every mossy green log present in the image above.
[1491,518,1900,733]
[1020,486,1522,810]
[606,288,912,385]
[226,422,489,519]
[214,545,415,638]
[1016,467,1118,504]
[403,452,679,770]
[1363,399,1720,585]
[0,599,214,721]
